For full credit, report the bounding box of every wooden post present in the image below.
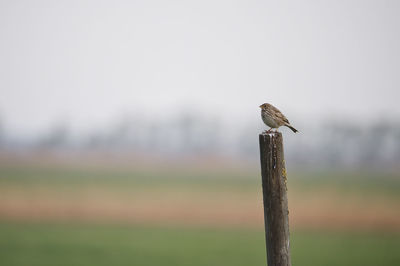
[259,132,291,266]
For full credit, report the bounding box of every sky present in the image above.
[1,0,399,136]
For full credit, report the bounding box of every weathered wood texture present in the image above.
[259,132,291,266]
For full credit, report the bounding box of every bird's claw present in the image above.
[264,128,273,134]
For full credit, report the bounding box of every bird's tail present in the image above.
[285,124,298,133]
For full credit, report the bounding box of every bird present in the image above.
[259,103,298,133]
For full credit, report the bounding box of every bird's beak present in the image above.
[259,105,263,108]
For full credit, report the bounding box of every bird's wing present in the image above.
[269,104,290,124]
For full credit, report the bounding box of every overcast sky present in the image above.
[1,0,399,136]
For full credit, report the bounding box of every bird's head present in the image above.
[259,103,268,109]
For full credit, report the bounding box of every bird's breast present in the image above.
[261,112,279,128]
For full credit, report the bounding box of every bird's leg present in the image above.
[265,128,273,133]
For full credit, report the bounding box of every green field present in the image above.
[1,164,400,198]
[0,222,399,266]
[0,159,399,266]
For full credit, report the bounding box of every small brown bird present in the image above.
[259,103,298,133]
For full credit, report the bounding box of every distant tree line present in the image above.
[1,113,399,169]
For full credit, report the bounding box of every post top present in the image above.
[259,131,282,137]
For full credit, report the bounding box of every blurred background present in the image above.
[0,0,399,265]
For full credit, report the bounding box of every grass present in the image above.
[1,164,400,196]
[0,222,265,266]
[0,222,399,266]
[0,164,260,191]
[0,161,399,265]
[292,231,400,266]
